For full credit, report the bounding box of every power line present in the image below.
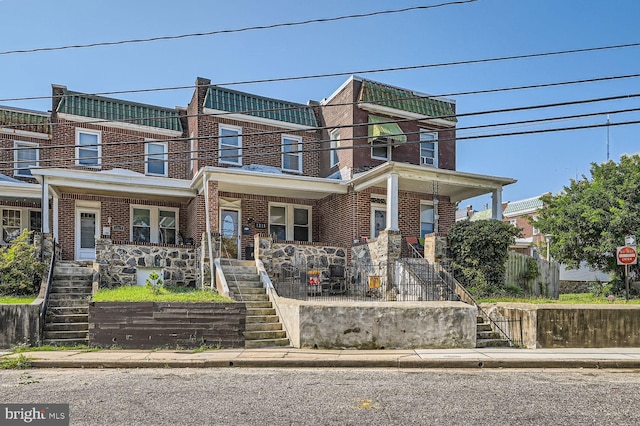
[0,1,477,56]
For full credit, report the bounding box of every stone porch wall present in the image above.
[254,235,347,278]
[95,239,198,288]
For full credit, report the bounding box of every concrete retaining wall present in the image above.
[275,298,477,349]
[0,301,42,348]
[483,303,640,348]
[89,302,246,349]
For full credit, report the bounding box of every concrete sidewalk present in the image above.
[3,347,640,369]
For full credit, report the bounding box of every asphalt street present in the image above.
[2,368,640,425]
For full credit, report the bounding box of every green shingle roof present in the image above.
[0,106,50,135]
[57,90,183,132]
[503,197,544,216]
[204,86,317,127]
[358,80,457,122]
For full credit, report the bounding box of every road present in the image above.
[1,368,639,425]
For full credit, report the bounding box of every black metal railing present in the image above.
[436,260,519,347]
[398,258,459,301]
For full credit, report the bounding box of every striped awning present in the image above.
[368,115,407,144]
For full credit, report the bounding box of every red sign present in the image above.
[617,246,638,265]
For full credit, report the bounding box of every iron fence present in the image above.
[271,260,459,302]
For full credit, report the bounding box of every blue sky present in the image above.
[1,0,639,210]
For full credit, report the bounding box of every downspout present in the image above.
[203,173,215,290]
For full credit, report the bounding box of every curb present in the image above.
[24,358,640,369]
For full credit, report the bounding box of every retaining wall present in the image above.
[483,303,640,348]
[0,301,42,348]
[89,302,246,349]
[274,298,477,349]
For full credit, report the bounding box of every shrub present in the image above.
[0,230,46,296]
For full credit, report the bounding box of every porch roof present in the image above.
[350,162,516,203]
[0,180,41,201]
[32,168,195,201]
[194,166,348,199]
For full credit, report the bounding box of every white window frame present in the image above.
[531,215,540,235]
[130,205,179,244]
[219,124,242,166]
[371,138,391,161]
[189,132,196,175]
[0,207,41,244]
[420,201,435,238]
[75,128,102,167]
[13,141,39,177]
[419,130,438,167]
[330,129,340,168]
[145,140,168,177]
[268,203,312,242]
[282,134,303,173]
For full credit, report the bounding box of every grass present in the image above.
[478,293,640,304]
[10,344,99,353]
[0,295,37,304]
[93,285,233,303]
[0,354,33,370]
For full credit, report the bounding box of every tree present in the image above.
[447,219,521,295]
[0,229,46,296]
[533,154,640,274]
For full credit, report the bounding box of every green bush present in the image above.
[0,230,46,296]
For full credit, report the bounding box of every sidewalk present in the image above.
[3,347,640,369]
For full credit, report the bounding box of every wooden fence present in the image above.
[504,251,559,298]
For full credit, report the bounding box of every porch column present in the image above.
[491,187,503,220]
[41,176,50,234]
[386,173,399,231]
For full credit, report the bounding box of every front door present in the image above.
[371,208,386,238]
[220,209,240,259]
[76,208,100,260]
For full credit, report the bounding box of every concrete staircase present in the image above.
[476,316,511,348]
[220,259,289,349]
[43,261,93,346]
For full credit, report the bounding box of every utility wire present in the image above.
[0,1,477,56]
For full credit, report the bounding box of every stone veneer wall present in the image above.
[254,235,347,277]
[350,230,402,294]
[95,239,198,288]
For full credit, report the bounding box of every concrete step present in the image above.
[53,265,93,275]
[50,286,92,295]
[45,314,89,323]
[220,259,254,267]
[45,322,89,332]
[47,299,90,307]
[47,306,89,316]
[476,323,493,332]
[42,338,89,346]
[245,323,283,332]
[225,273,260,282]
[244,330,287,340]
[44,330,89,340]
[233,282,263,290]
[476,338,511,348]
[238,294,269,302]
[244,338,290,349]
[246,315,280,324]
[233,288,266,295]
[244,301,273,309]
[477,331,502,340]
[247,308,276,316]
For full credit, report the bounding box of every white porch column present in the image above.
[386,173,399,231]
[41,176,50,234]
[52,195,59,242]
[492,187,503,220]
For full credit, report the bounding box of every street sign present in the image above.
[625,235,637,246]
[617,246,638,265]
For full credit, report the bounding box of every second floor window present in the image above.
[420,130,438,167]
[145,141,168,176]
[219,125,242,165]
[330,129,340,167]
[76,129,102,167]
[282,135,302,173]
[371,138,391,161]
[14,141,39,177]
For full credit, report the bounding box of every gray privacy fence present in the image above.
[504,252,559,298]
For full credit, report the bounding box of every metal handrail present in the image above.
[219,237,243,302]
[433,261,517,347]
[398,258,457,301]
[39,244,56,344]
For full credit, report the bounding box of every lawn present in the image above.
[0,295,37,304]
[93,285,233,303]
[478,293,640,304]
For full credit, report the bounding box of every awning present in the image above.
[368,115,407,144]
